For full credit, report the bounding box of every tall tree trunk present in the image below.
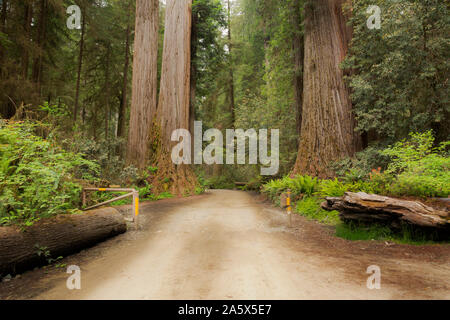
[21,2,32,79]
[292,0,360,178]
[117,0,132,153]
[189,9,198,163]
[291,0,304,138]
[104,46,111,141]
[151,0,197,196]
[73,9,86,123]
[1,0,6,33]
[126,0,159,169]
[0,0,7,75]
[227,0,235,127]
[32,0,47,92]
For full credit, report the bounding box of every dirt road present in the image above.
[1,190,449,300]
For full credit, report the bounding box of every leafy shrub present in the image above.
[332,146,390,182]
[0,121,99,226]
[389,155,450,197]
[382,131,436,174]
[382,131,449,197]
[296,197,340,225]
[289,175,319,196]
[204,175,236,190]
[317,179,347,197]
[262,175,319,201]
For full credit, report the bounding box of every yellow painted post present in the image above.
[133,191,139,228]
[287,189,292,227]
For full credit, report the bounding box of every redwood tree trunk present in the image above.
[126,0,159,169]
[291,0,304,138]
[292,0,360,178]
[73,10,86,123]
[104,46,111,140]
[190,10,198,162]
[227,0,235,127]
[0,0,6,77]
[152,0,197,196]
[32,0,47,92]
[117,0,132,152]
[1,0,6,33]
[21,3,32,79]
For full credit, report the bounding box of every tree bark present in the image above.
[0,208,126,276]
[292,0,360,178]
[104,46,111,140]
[291,0,304,138]
[21,2,32,80]
[227,0,235,127]
[151,0,198,196]
[32,0,47,92]
[73,9,86,123]
[0,0,7,75]
[117,0,132,153]
[1,0,6,33]
[126,0,159,169]
[190,8,198,162]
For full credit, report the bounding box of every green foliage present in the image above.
[344,0,449,142]
[195,186,206,195]
[317,179,347,197]
[204,175,236,190]
[335,223,396,242]
[335,222,445,245]
[332,132,449,198]
[0,121,99,226]
[242,175,265,191]
[382,131,449,197]
[262,175,319,201]
[332,146,390,182]
[389,156,449,197]
[35,244,63,265]
[383,131,441,174]
[296,197,340,225]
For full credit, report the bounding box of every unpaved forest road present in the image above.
[1,190,449,300]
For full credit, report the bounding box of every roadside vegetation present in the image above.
[261,131,449,244]
[0,120,188,228]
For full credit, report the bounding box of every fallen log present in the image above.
[0,208,127,277]
[322,192,449,234]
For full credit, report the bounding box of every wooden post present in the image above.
[287,189,292,227]
[133,191,139,228]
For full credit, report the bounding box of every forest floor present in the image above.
[0,190,449,300]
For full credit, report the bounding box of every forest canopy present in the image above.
[0,0,448,226]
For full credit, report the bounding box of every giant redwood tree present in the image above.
[151,0,198,195]
[126,0,159,169]
[292,0,361,178]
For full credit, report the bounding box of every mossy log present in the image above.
[0,208,127,276]
[322,192,449,233]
